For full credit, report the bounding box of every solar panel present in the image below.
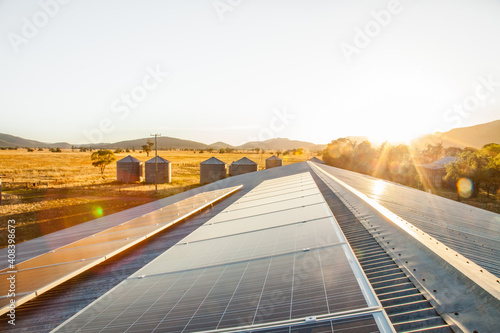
[54,173,391,332]
[0,186,242,316]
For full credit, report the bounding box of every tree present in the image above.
[421,142,444,163]
[322,138,354,169]
[352,140,376,174]
[481,144,500,197]
[91,150,116,177]
[142,144,151,156]
[445,150,490,198]
[142,140,154,157]
[444,146,462,157]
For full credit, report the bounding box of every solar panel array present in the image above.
[54,172,393,333]
[312,163,500,277]
[0,186,241,316]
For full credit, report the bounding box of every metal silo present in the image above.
[145,156,171,184]
[200,157,226,185]
[229,157,258,176]
[265,155,283,169]
[116,155,143,183]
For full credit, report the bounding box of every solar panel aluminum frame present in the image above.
[188,309,394,333]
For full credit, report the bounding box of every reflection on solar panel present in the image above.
[54,173,394,332]
[0,186,241,316]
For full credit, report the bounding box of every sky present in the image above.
[0,0,499,146]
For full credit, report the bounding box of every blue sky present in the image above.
[1,0,499,145]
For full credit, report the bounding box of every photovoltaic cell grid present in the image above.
[54,172,392,333]
[0,186,242,316]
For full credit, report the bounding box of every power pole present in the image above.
[150,133,161,191]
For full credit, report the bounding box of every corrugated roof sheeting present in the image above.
[310,162,500,333]
[312,163,500,278]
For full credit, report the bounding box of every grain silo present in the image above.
[145,156,171,184]
[116,155,143,183]
[265,155,283,169]
[200,157,226,185]
[229,157,258,176]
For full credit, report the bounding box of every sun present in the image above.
[368,126,421,145]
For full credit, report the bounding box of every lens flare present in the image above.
[457,178,473,198]
[93,206,103,218]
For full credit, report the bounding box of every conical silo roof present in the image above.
[201,157,226,165]
[117,155,141,163]
[232,157,257,165]
[146,156,170,164]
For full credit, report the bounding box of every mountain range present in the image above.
[411,119,500,149]
[1,119,499,151]
[0,134,327,151]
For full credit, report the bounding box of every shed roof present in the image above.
[416,156,456,170]
[309,157,325,164]
[116,155,141,163]
[145,156,170,164]
[200,156,226,165]
[231,157,257,165]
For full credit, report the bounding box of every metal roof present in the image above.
[309,157,325,164]
[416,156,457,170]
[230,157,257,165]
[266,155,282,161]
[2,161,500,332]
[145,156,170,163]
[116,155,141,163]
[200,156,226,165]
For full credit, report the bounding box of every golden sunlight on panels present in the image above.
[0,186,241,316]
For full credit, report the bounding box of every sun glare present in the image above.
[372,179,387,198]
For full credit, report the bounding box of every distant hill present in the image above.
[0,133,72,149]
[100,137,210,150]
[237,138,326,151]
[209,141,234,149]
[412,120,500,149]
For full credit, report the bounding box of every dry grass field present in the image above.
[0,149,311,246]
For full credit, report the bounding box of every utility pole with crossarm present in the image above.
[150,133,161,192]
